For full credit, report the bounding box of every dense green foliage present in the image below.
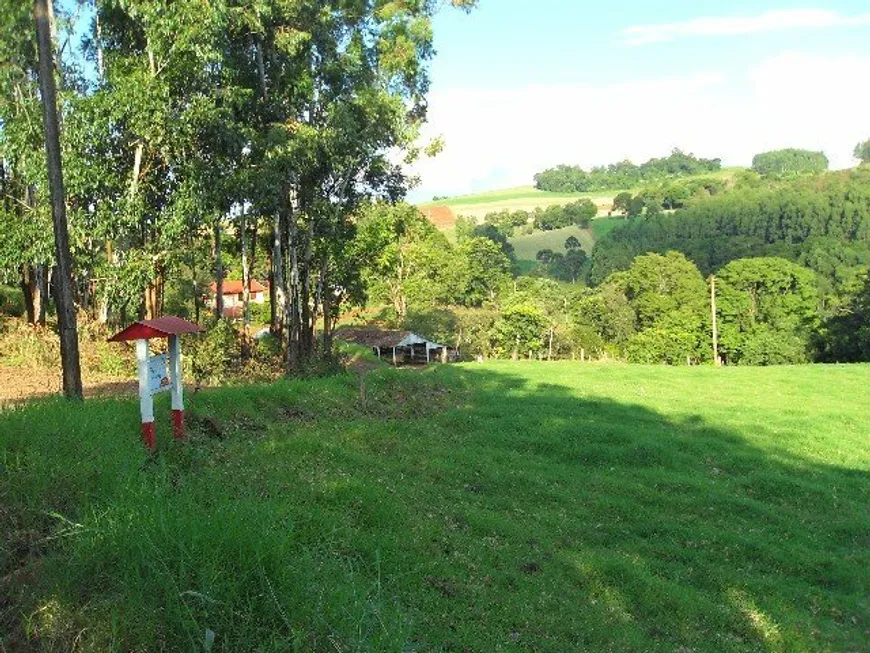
[534,149,721,192]
[0,0,477,371]
[589,170,870,286]
[3,363,869,650]
[356,202,512,318]
[751,148,829,177]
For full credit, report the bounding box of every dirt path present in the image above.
[0,365,136,405]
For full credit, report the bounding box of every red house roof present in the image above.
[208,279,267,295]
[107,316,204,342]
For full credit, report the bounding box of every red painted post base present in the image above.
[141,422,156,451]
[172,409,184,440]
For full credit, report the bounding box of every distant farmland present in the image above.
[419,186,614,224]
[418,168,744,227]
[509,217,626,267]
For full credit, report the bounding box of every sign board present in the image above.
[147,354,170,395]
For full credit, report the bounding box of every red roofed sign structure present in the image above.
[108,316,204,342]
[108,316,203,451]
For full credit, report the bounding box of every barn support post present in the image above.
[426,346,430,363]
[169,335,184,440]
[136,338,156,451]
[392,347,397,366]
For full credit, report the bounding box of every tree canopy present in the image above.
[534,150,721,193]
[751,149,828,177]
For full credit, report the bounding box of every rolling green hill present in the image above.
[509,217,626,270]
[2,362,868,650]
[419,167,744,222]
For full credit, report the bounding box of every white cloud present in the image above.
[407,53,870,202]
[620,9,870,46]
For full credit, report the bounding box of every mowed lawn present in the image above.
[1,363,868,651]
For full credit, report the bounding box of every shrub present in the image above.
[186,320,241,386]
[0,286,25,318]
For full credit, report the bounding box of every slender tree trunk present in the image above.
[36,264,48,326]
[548,326,554,361]
[300,216,314,358]
[710,274,720,366]
[271,213,285,337]
[34,0,82,399]
[20,265,36,325]
[320,258,332,354]
[240,212,251,332]
[285,209,300,372]
[213,220,224,320]
[192,235,200,323]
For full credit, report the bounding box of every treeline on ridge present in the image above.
[534,149,722,193]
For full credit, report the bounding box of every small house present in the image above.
[336,327,453,365]
[208,279,267,319]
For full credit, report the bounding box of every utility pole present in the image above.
[34,0,83,399]
[710,274,720,366]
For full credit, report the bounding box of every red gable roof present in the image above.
[108,316,204,342]
[208,279,267,295]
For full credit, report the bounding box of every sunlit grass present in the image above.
[2,362,868,650]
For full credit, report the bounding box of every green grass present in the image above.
[419,168,746,220]
[424,186,602,208]
[2,363,868,650]
[508,217,627,267]
[510,225,596,264]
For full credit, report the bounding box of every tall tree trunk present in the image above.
[20,265,36,325]
[97,240,112,324]
[271,213,285,337]
[300,216,314,358]
[34,0,83,399]
[240,212,251,332]
[285,208,300,372]
[36,264,47,326]
[192,234,200,323]
[320,258,333,355]
[213,219,224,320]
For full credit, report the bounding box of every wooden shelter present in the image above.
[336,327,451,365]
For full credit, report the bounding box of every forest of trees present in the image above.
[533,150,722,193]
[0,0,477,390]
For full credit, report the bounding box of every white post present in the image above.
[426,345,430,363]
[392,347,397,366]
[136,338,156,450]
[169,335,184,439]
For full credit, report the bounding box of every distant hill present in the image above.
[418,167,744,227]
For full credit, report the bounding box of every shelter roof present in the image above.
[108,316,204,342]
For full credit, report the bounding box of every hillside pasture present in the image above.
[509,217,626,267]
[1,362,868,651]
[418,168,744,226]
[419,186,615,223]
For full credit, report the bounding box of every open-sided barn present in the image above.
[336,328,452,365]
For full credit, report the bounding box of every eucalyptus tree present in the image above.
[80,0,247,321]
[0,0,54,325]
[228,0,476,371]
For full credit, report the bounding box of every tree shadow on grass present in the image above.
[0,363,867,651]
[394,365,869,651]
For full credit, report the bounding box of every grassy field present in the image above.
[419,168,745,222]
[2,362,868,651]
[420,187,616,221]
[509,217,626,266]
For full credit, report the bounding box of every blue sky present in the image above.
[408,1,870,200]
